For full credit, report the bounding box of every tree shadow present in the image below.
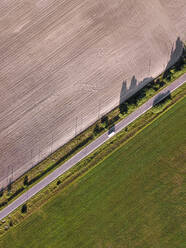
[7,179,12,193]
[119,76,153,114]
[163,37,184,79]
[0,187,4,197]
[166,37,184,70]
[119,37,183,112]
[129,76,137,91]
[119,80,127,103]
[119,81,128,114]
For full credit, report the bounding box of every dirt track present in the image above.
[0,0,185,188]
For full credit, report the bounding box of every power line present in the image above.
[75,117,78,137]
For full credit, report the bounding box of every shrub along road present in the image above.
[0,73,185,221]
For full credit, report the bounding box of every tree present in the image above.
[94,124,100,135]
[7,183,12,193]
[101,116,109,128]
[9,220,13,227]
[0,188,4,197]
[119,103,128,115]
[57,180,61,185]
[21,203,27,213]
[175,57,184,71]
[23,175,28,186]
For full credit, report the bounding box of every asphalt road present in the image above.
[0,74,185,220]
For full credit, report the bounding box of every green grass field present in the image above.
[0,97,186,248]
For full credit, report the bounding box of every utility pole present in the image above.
[31,149,33,168]
[7,165,10,187]
[51,133,53,154]
[39,140,41,162]
[11,165,13,184]
[75,117,78,137]
[98,101,101,120]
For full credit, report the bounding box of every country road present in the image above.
[0,74,185,220]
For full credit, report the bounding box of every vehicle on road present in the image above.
[108,125,115,138]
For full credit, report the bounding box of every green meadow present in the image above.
[0,97,185,248]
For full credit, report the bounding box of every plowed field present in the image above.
[0,0,185,187]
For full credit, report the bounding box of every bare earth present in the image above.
[0,0,186,188]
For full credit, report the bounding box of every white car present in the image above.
[108,126,115,138]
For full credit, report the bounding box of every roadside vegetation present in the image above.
[0,45,185,211]
[0,91,185,247]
